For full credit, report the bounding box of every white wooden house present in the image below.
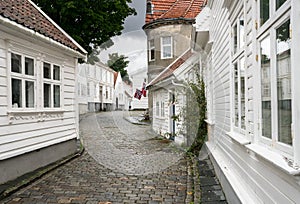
[0,0,87,184]
[113,72,126,110]
[77,62,115,113]
[198,0,300,203]
[147,50,201,145]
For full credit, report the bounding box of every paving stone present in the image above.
[1,112,188,204]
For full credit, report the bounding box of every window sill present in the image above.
[245,143,300,176]
[226,131,251,146]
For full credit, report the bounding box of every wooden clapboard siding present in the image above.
[0,28,78,160]
[210,1,231,135]
[245,0,255,137]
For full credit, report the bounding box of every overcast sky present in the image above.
[99,0,147,75]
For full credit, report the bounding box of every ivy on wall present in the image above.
[187,73,207,155]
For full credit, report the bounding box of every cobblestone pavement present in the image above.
[2,111,188,204]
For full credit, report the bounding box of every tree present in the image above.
[107,53,129,78]
[33,0,136,57]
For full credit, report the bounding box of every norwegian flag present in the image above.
[134,89,142,100]
[141,82,147,97]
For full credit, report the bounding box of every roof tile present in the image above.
[145,0,205,24]
[0,0,80,51]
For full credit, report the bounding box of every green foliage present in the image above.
[107,53,129,78]
[33,0,136,57]
[187,73,207,155]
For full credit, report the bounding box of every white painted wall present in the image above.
[203,0,300,203]
[0,25,79,161]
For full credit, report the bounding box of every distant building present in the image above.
[143,0,204,143]
[0,0,87,184]
[78,62,115,113]
[113,72,126,110]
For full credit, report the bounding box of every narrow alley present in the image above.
[2,112,187,204]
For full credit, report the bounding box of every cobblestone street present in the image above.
[2,111,189,204]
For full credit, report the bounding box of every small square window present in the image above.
[43,63,51,79]
[53,65,60,80]
[25,57,34,76]
[11,53,21,73]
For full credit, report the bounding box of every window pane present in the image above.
[240,57,246,129]
[260,0,269,25]
[11,53,21,73]
[12,78,22,108]
[163,46,172,58]
[25,57,34,76]
[276,19,292,145]
[260,36,271,138]
[276,0,287,10]
[43,62,51,79]
[162,36,171,44]
[149,39,155,61]
[54,85,60,108]
[44,83,51,107]
[234,63,239,127]
[25,81,34,108]
[239,16,245,49]
[53,65,60,80]
[233,24,238,53]
[156,101,159,116]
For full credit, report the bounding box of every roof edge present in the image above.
[143,18,195,30]
[28,0,87,55]
[147,48,191,88]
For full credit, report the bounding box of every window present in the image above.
[161,36,172,59]
[43,62,61,108]
[161,101,165,117]
[233,58,246,130]
[232,13,244,55]
[11,53,35,109]
[146,1,152,14]
[156,101,160,116]
[259,0,288,26]
[87,82,90,96]
[231,9,246,133]
[259,17,292,146]
[148,39,155,61]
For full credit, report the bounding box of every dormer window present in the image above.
[146,1,152,14]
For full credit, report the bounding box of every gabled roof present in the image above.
[0,0,86,55]
[145,0,205,26]
[147,49,193,88]
[113,71,119,87]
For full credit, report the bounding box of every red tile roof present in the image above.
[147,49,194,87]
[0,0,84,53]
[145,0,205,25]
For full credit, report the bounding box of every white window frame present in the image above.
[256,2,293,155]
[161,36,173,59]
[10,52,36,110]
[148,39,155,61]
[230,5,247,136]
[156,101,160,116]
[42,62,62,109]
